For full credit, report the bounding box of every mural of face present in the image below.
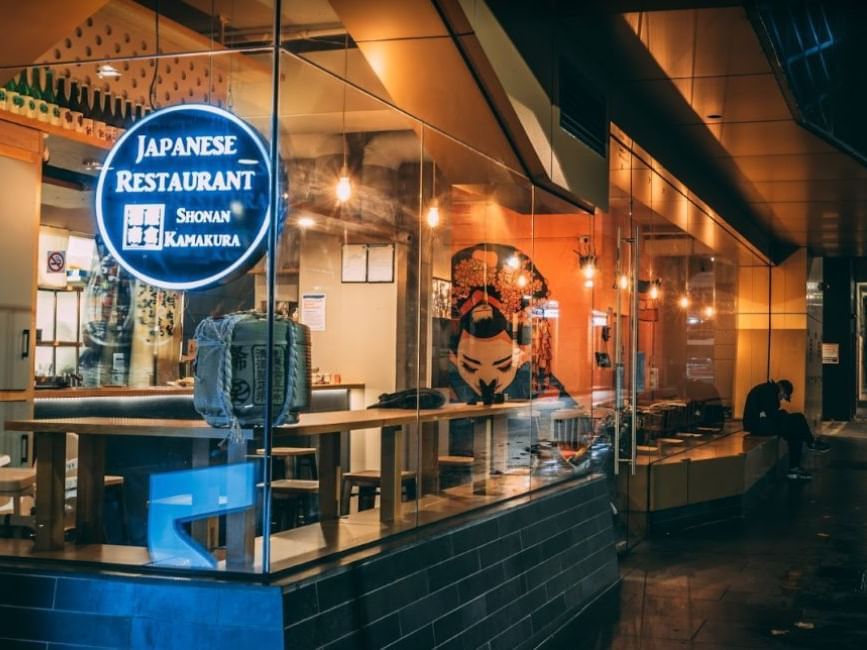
[450,307,529,403]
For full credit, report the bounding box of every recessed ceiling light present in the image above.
[97,64,121,79]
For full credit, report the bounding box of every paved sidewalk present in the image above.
[557,424,867,649]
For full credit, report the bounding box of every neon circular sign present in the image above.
[95,104,273,290]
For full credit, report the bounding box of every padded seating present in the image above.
[340,470,417,515]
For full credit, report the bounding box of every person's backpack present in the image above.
[368,388,446,410]
[193,312,311,428]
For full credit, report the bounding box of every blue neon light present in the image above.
[148,462,257,569]
[95,104,275,290]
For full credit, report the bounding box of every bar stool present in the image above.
[340,470,417,515]
[551,409,589,448]
[255,447,317,480]
[0,467,35,517]
[271,479,319,530]
[438,455,474,489]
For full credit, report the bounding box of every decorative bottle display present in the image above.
[122,100,135,129]
[43,69,61,127]
[17,70,37,119]
[31,67,50,123]
[0,78,10,113]
[112,96,125,139]
[55,77,71,130]
[92,89,107,140]
[67,81,84,133]
[79,86,94,137]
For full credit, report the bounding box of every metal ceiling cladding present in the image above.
[95,104,277,291]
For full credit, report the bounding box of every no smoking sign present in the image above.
[47,251,66,274]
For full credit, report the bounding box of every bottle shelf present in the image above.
[0,109,111,150]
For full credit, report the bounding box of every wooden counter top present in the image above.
[33,383,364,399]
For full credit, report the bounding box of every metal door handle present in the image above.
[21,329,29,358]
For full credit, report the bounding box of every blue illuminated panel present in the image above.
[148,462,256,569]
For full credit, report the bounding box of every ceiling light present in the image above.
[584,278,594,289]
[507,255,521,270]
[297,216,315,228]
[97,64,121,79]
[649,284,660,300]
[617,274,629,290]
[703,305,715,318]
[678,295,690,309]
[335,167,352,203]
[426,200,441,228]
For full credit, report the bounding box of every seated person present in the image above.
[743,379,830,480]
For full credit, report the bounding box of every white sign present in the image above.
[301,293,326,332]
[822,343,839,365]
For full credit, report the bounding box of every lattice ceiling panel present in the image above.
[36,0,229,109]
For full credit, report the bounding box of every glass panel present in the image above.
[420,125,534,520]
[36,290,55,342]
[35,346,55,378]
[55,291,79,342]
[266,49,423,573]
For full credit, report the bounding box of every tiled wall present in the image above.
[0,477,616,650]
[0,568,284,649]
[282,476,618,649]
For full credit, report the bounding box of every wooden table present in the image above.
[5,401,526,567]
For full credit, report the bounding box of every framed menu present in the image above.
[340,243,395,283]
[341,244,368,282]
[366,244,394,283]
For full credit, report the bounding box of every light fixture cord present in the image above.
[341,32,348,169]
[148,0,161,110]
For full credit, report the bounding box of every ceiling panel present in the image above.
[623,5,867,256]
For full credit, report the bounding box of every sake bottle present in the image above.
[68,81,84,133]
[18,70,37,119]
[92,89,107,140]
[32,67,50,123]
[80,85,94,136]
[43,69,61,127]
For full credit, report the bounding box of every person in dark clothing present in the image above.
[743,379,830,479]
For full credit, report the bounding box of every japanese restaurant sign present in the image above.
[95,104,274,290]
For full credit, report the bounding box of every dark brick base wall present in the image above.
[0,567,283,649]
[282,476,618,649]
[0,476,617,649]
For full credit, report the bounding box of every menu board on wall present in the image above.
[341,244,367,282]
[366,245,394,283]
[301,293,327,331]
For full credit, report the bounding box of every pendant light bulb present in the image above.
[678,294,690,310]
[426,200,441,228]
[703,305,715,318]
[581,258,597,280]
[584,278,594,289]
[336,167,352,203]
[617,274,629,290]
[649,284,660,300]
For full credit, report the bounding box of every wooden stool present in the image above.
[0,467,35,517]
[256,447,317,480]
[271,479,319,529]
[340,470,416,515]
[438,455,474,489]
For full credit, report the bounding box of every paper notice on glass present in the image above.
[822,343,839,364]
[301,293,326,331]
[341,244,367,282]
[367,244,394,282]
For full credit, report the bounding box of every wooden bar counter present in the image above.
[5,400,527,568]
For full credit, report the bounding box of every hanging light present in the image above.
[426,202,441,228]
[580,255,597,280]
[516,274,528,288]
[617,274,629,290]
[507,255,521,270]
[336,166,352,203]
[649,279,662,300]
[584,278,594,289]
[678,294,690,309]
[703,305,715,318]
